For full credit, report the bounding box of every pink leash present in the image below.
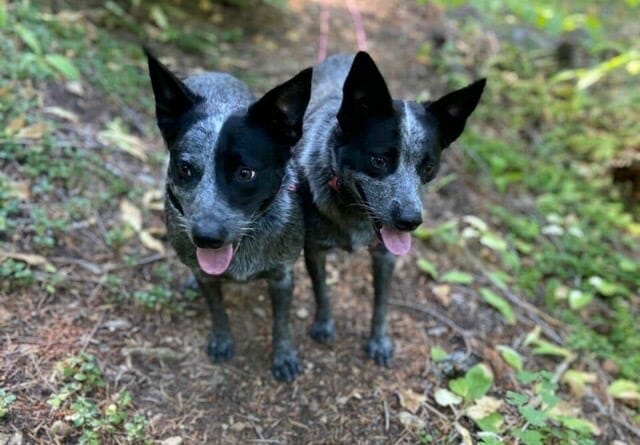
[318,0,368,62]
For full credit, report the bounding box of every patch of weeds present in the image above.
[48,353,150,443]
[0,389,17,418]
[132,286,174,310]
[0,259,36,289]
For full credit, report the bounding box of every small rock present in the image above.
[253,307,266,318]
[161,437,183,445]
[296,307,309,319]
[230,422,246,432]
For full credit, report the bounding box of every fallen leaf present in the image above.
[0,251,55,270]
[120,199,142,232]
[98,119,147,161]
[397,411,425,430]
[4,116,25,135]
[15,122,47,139]
[434,388,462,407]
[65,81,85,96]
[466,396,502,420]
[608,379,640,401]
[398,389,425,413]
[7,179,31,200]
[142,189,164,211]
[454,422,473,445]
[139,230,165,254]
[562,370,597,397]
[432,284,451,306]
[43,106,79,123]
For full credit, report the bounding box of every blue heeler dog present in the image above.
[145,49,312,381]
[295,52,485,365]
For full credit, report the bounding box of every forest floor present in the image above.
[1,0,639,444]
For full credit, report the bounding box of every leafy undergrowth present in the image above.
[411,0,640,443]
[0,0,639,444]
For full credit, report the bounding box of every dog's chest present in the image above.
[307,206,376,251]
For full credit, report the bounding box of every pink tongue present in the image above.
[380,226,412,256]
[196,245,234,275]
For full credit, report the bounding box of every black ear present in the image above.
[144,47,201,144]
[337,51,393,134]
[248,67,312,145]
[425,78,486,148]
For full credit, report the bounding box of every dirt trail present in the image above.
[1,1,541,443]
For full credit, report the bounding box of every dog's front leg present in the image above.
[268,265,300,382]
[366,245,396,366]
[304,245,336,343]
[199,278,234,362]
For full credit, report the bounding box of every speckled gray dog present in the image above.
[295,52,485,365]
[145,49,312,382]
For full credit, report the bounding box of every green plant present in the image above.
[0,389,17,417]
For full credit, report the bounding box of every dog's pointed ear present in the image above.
[337,51,393,134]
[248,67,312,145]
[144,47,201,144]
[425,78,486,149]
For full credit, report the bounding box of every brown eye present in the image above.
[370,155,388,170]
[177,161,193,179]
[236,166,256,182]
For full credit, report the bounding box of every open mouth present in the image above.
[355,183,413,256]
[195,243,237,276]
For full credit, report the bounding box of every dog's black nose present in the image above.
[392,207,422,232]
[192,222,227,249]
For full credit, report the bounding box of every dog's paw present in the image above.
[366,335,394,366]
[207,335,234,363]
[272,349,301,382]
[310,318,336,344]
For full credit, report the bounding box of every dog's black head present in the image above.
[334,51,485,254]
[146,49,312,275]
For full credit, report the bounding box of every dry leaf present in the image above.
[43,106,79,123]
[146,225,167,237]
[15,122,47,140]
[397,411,426,430]
[5,116,25,135]
[454,422,473,445]
[98,119,147,161]
[7,179,31,200]
[466,396,502,420]
[434,388,462,407]
[139,230,165,254]
[432,284,451,307]
[0,251,55,270]
[398,389,426,414]
[120,199,142,232]
[65,81,85,96]
[142,189,165,211]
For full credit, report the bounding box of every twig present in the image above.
[389,299,473,356]
[383,399,390,431]
[80,310,106,353]
[29,354,56,393]
[102,253,168,273]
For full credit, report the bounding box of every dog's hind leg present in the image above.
[199,278,235,363]
[304,245,336,344]
[268,265,300,382]
[366,245,396,366]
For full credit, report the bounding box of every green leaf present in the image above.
[449,377,469,400]
[558,416,600,434]
[44,54,81,80]
[486,271,510,291]
[480,288,516,324]
[478,432,503,445]
[417,258,438,278]
[434,388,462,406]
[608,379,640,400]
[467,364,494,400]
[15,24,41,54]
[475,412,504,433]
[530,339,572,358]
[518,429,543,445]
[497,345,523,370]
[480,233,507,252]
[150,5,169,29]
[441,270,473,285]
[568,289,593,310]
[518,406,548,427]
[430,346,447,362]
[0,0,7,29]
[413,225,431,240]
[505,391,528,406]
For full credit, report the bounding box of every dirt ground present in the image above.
[1,1,634,444]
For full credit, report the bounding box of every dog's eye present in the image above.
[370,155,388,170]
[236,167,256,182]
[177,161,193,179]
